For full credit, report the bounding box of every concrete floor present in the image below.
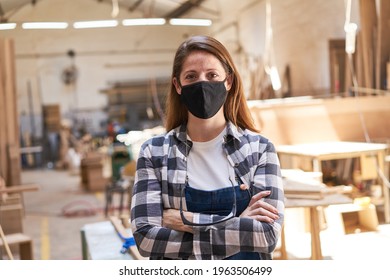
[21,169,109,260]
[3,168,390,260]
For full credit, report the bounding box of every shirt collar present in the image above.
[225,121,242,143]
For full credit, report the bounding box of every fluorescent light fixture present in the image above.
[345,22,358,54]
[22,22,68,29]
[122,18,166,26]
[269,66,281,91]
[0,23,17,30]
[169,18,212,26]
[73,20,118,29]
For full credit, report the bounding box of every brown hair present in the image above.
[164,35,259,133]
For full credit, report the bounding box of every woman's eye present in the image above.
[207,73,219,80]
[184,74,196,81]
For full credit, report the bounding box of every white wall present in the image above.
[212,0,360,97]
[0,0,361,134]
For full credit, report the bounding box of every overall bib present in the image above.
[185,183,261,260]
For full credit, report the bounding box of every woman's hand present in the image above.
[240,190,279,223]
[163,209,194,233]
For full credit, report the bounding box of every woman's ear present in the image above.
[173,77,182,94]
[225,74,233,91]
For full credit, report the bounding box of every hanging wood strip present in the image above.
[359,0,377,89]
[376,0,390,89]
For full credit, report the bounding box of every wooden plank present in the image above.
[0,184,39,194]
[7,144,21,186]
[0,232,33,260]
[0,38,7,181]
[329,39,345,94]
[3,39,20,186]
[376,0,390,89]
[388,62,390,90]
[0,225,14,260]
[359,0,377,89]
[4,39,18,144]
[356,33,365,87]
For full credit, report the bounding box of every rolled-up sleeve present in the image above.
[130,142,193,259]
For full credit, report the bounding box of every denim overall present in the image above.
[185,183,261,260]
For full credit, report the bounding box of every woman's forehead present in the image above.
[181,50,224,72]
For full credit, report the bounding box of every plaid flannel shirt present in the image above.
[130,121,284,260]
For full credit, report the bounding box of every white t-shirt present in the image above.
[187,128,236,191]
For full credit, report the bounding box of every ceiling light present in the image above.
[122,18,166,26]
[73,20,118,29]
[22,22,68,29]
[169,18,212,26]
[0,23,17,30]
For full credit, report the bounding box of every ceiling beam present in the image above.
[164,0,205,18]
[128,0,144,12]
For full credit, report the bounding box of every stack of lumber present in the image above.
[329,0,390,95]
[282,169,326,199]
[80,152,107,191]
[282,169,352,200]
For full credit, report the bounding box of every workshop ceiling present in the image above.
[0,0,220,22]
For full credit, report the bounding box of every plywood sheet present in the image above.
[248,95,390,145]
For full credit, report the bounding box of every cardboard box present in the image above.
[80,154,106,191]
[325,201,378,235]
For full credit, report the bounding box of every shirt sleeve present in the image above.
[192,140,285,260]
[130,142,194,259]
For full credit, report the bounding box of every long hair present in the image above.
[165,35,259,133]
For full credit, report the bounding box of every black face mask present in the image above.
[179,80,227,119]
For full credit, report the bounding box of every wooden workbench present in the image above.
[80,221,133,260]
[277,141,389,223]
[279,193,353,260]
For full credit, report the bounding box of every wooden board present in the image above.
[388,62,390,90]
[359,0,377,88]
[0,38,20,186]
[376,0,390,89]
[0,233,33,260]
[0,38,8,181]
[248,95,390,146]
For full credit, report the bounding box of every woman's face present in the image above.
[173,50,232,93]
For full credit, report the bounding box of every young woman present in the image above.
[130,35,284,260]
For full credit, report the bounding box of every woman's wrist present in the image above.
[163,209,194,233]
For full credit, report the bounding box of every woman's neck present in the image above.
[187,117,226,142]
